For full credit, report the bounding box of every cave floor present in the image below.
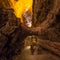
[13,45,60,60]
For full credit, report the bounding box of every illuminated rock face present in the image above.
[22,9,32,27]
[9,0,33,23]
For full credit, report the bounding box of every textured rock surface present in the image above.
[0,0,60,60]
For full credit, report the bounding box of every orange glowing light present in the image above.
[9,0,33,23]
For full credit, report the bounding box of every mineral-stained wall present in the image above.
[33,0,60,41]
[0,7,21,60]
[33,0,55,25]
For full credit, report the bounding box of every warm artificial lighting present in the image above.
[9,0,33,24]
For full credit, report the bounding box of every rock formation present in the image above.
[0,0,60,60]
